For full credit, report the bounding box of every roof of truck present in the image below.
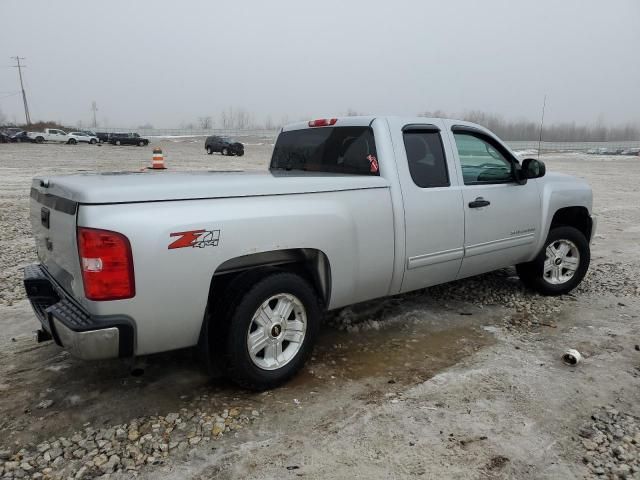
[281,116,482,132]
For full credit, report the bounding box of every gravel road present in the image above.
[0,139,639,479]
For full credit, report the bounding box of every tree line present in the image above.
[418,110,640,142]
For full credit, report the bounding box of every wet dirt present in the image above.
[0,298,493,448]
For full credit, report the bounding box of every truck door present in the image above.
[396,123,465,293]
[446,124,541,279]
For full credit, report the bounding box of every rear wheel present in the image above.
[35,136,44,144]
[115,140,121,146]
[516,226,590,296]
[68,138,77,145]
[138,141,145,146]
[222,271,321,390]
[89,138,97,144]
[236,151,244,157]
[222,147,229,156]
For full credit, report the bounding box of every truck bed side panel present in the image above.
[77,188,395,355]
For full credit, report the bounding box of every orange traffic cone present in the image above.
[149,147,166,170]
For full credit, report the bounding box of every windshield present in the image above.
[270,126,378,175]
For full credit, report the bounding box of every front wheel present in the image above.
[516,226,590,296]
[223,271,321,390]
[236,151,244,157]
[90,138,97,144]
[221,147,229,156]
[206,146,213,155]
[138,141,145,146]
[115,140,121,146]
[68,138,77,145]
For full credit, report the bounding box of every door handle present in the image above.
[469,197,490,208]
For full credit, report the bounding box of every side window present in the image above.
[453,132,513,185]
[403,130,449,188]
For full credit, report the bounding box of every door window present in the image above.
[403,130,449,188]
[453,132,513,185]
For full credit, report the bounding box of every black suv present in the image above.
[108,132,149,146]
[205,136,244,156]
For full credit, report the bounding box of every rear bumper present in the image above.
[23,264,135,360]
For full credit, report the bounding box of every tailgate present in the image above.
[30,180,83,297]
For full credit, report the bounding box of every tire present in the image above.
[222,271,322,390]
[516,226,590,296]
[222,147,229,156]
[35,137,44,144]
[90,139,97,144]
[206,146,213,155]
[115,140,121,146]
[237,151,244,157]
[138,141,144,146]
[68,138,77,145]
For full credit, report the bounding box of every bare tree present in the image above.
[235,108,249,129]
[220,107,235,129]
[198,116,213,129]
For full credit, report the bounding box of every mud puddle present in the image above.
[291,319,495,389]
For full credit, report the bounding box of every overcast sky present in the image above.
[1,0,639,128]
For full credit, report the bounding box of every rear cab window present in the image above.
[402,128,449,188]
[271,126,378,175]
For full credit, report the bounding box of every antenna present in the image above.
[537,94,546,159]
[11,56,31,125]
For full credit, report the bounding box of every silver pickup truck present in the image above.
[24,116,595,389]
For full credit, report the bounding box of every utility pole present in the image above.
[11,56,31,125]
[91,101,98,128]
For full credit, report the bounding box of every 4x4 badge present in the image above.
[168,229,220,249]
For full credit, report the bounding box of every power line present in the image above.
[0,92,21,100]
[11,56,31,125]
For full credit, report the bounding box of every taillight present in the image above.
[77,227,135,301]
[308,118,337,127]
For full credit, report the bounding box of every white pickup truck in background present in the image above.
[24,116,595,390]
[28,128,71,144]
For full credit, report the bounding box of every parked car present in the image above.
[621,148,640,156]
[95,132,111,143]
[25,116,595,390]
[205,136,244,156]
[68,132,99,144]
[9,130,35,143]
[0,131,8,143]
[3,127,22,137]
[28,129,71,144]
[108,132,149,146]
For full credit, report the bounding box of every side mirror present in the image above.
[522,158,546,179]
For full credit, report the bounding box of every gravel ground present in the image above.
[0,141,639,479]
[580,406,640,478]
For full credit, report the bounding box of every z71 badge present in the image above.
[168,229,220,249]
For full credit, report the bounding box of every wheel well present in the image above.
[550,207,592,240]
[207,248,332,310]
